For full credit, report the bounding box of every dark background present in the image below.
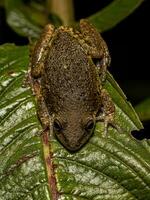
[0,0,149,139]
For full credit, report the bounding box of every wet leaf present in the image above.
[5,0,46,38]
[0,44,150,200]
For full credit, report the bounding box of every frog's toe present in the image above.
[96,113,122,136]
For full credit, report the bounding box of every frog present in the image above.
[29,19,119,152]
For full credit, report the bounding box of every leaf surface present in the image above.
[0,44,149,200]
[88,0,144,32]
[5,0,144,38]
[5,0,45,38]
[135,98,150,121]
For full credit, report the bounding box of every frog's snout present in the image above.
[55,131,84,152]
[61,129,94,152]
[53,114,95,151]
[66,141,82,152]
[66,132,94,152]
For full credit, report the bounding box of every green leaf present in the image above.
[135,98,150,121]
[88,0,144,32]
[5,0,144,38]
[0,44,150,200]
[5,0,46,38]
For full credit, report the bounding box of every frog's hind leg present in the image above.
[79,19,111,82]
[96,89,121,136]
[26,24,55,92]
[30,24,55,78]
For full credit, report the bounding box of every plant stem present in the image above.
[0,0,4,6]
[42,130,59,200]
[47,0,75,26]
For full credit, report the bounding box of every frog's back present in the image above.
[42,29,101,113]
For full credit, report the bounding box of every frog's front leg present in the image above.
[32,80,53,135]
[30,24,55,78]
[79,19,111,82]
[96,89,121,136]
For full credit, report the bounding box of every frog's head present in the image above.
[53,111,96,152]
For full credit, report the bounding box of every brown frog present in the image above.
[29,19,118,152]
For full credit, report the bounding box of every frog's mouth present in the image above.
[55,130,94,152]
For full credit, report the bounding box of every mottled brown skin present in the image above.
[29,19,116,152]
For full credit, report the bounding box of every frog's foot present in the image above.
[36,100,53,137]
[96,112,122,136]
[36,126,49,137]
[22,71,31,88]
[37,94,50,126]
[96,89,122,136]
[79,19,111,82]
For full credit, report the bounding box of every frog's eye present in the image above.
[53,119,62,132]
[85,120,95,131]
